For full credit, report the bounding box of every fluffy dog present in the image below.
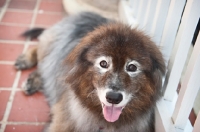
[15,12,165,132]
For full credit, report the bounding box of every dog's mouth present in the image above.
[102,103,124,122]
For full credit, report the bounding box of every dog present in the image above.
[15,12,166,132]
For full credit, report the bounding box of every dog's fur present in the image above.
[15,12,165,132]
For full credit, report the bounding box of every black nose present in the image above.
[106,92,123,104]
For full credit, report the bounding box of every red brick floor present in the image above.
[0,43,24,61]
[0,91,10,120]
[2,11,33,25]
[0,0,65,131]
[8,0,37,10]
[35,13,63,27]
[5,125,44,132]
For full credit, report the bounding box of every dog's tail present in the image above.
[22,28,45,39]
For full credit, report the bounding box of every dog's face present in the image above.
[66,23,165,124]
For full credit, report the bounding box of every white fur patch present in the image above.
[125,60,142,77]
[94,56,112,73]
[68,90,98,131]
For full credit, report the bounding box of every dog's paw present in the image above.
[15,54,31,70]
[22,71,42,95]
[22,80,37,95]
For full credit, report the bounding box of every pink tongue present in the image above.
[103,105,122,122]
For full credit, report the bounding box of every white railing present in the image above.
[119,0,200,132]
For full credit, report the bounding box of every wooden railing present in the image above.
[119,0,200,131]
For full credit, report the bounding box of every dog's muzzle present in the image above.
[102,91,124,122]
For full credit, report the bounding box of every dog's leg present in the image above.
[23,70,43,95]
[46,102,74,132]
[15,47,37,70]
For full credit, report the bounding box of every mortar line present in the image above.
[0,23,30,27]
[0,61,14,65]
[0,121,46,125]
[6,8,64,15]
[0,40,37,44]
[0,0,10,21]
[0,88,22,91]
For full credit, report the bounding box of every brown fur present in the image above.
[15,18,165,131]
[53,23,165,131]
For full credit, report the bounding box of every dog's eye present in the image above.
[100,60,108,68]
[127,64,137,72]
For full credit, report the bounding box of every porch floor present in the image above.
[0,0,65,131]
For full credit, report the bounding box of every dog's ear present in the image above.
[139,43,166,102]
[150,51,166,75]
[64,45,95,96]
[147,43,166,95]
[140,35,166,75]
[64,44,92,83]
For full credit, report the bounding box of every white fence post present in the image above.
[143,0,158,34]
[163,0,200,101]
[128,0,135,8]
[132,0,139,17]
[118,0,138,27]
[150,0,171,45]
[134,0,143,19]
[138,0,150,30]
[172,31,200,129]
[141,0,152,29]
[160,0,186,64]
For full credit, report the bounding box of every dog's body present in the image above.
[15,12,165,132]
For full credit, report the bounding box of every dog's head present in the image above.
[66,23,165,123]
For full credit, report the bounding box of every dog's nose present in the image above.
[106,92,123,104]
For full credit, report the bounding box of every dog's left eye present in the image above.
[127,64,137,72]
[100,60,108,68]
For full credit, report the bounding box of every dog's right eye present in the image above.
[100,60,108,68]
[127,64,137,72]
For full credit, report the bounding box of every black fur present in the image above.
[22,27,45,39]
